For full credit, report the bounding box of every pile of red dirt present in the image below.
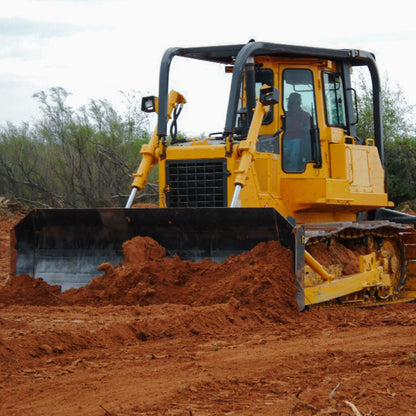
[0,198,28,286]
[0,216,20,286]
[0,274,62,306]
[0,197,30,217]
[307,240,367,275]
[0,236,299,318]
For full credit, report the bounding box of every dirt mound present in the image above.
[0,198,28,286]
[0,216,20,286]
[0,236,298,318]
[307,239,365,275]
[122,235,166,263]
[131,202,159,208]
[0,274,62,306]
[62,237,298,318]
[399,201,416,215]
[0,196,30,218]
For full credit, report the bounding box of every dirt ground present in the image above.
[1,210,416,416]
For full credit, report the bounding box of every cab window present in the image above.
[282,68,316,172]
[323,72,346,126]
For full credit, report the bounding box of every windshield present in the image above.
[168,57,233,137]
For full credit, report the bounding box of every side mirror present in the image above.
[141,96,158,113]
[259,85,280,106]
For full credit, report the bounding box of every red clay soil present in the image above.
[1,210,416,415]
[307,240,365,275]
[0,216,16,286]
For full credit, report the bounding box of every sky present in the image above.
[1,0,416,134]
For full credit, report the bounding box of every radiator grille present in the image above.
[165,159,228,207]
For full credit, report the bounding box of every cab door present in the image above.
[281,68,321,173]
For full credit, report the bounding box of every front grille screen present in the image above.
[165,159,228,207]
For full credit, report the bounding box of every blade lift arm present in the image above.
[230,85,279,207]
[126,91,186,208]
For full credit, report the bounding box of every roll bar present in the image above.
[156,41,384,164]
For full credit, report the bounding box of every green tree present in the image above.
[0,87,156,208]
[355,73,416,142]
[354,73,416,205]
[385,139,416,203]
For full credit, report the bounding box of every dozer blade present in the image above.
[11,207,296,291]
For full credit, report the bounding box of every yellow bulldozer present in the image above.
[11,41,416,309]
